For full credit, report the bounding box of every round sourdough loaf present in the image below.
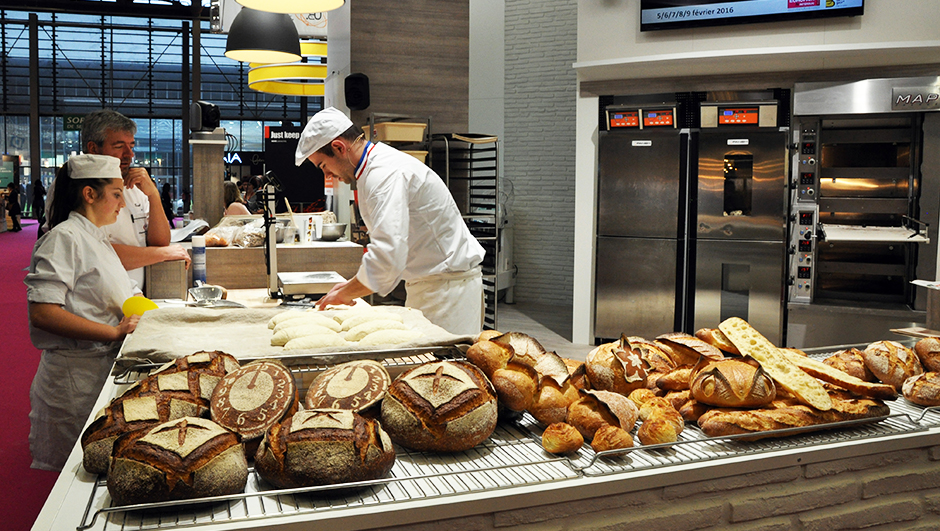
[915,337,940,373]
[380,360,497,452]
[585,341,648,396]
[107,417,247,505]
[823,348,876,382]
[254,409,395,489]
[304,359,390,413]
[902,372,940,406]
[210,359,298,455]
[862,340,923,391]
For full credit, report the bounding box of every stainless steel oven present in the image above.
[786,77,940,348]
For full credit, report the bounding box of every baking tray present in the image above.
[277,271,345,296]
[80,349,940,531]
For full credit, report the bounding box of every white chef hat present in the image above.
[294,107,354,166]
[67,153,122,180]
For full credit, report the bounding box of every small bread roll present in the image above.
[627,388,658,409]
[271,324,339,346]
[638,396,675,422]
[491,362,538,412]
[567,396,619,441]
[678,399,710,422]
[529,379,574,425]
[915,338,940,373]
[345,319,408,342]
[541,422,584,454]
[591,424,634,453]
[477,329,502,343]
[465,340,513,378]
[663,390,692,412]
[637,416,679,445]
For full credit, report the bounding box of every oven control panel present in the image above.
[794,121,819,203]
[788,206,817,304]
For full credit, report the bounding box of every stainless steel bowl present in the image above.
[320,223,347,241]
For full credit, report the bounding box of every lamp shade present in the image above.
[235,0,345,14]
[225,8,302,63]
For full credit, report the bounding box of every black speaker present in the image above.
[345,73,370,111]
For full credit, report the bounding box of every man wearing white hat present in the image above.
[296,107,485,336]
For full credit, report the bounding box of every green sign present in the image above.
[0,161,13,187]
[64,114,85,131]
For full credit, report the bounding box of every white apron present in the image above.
[405,267,483,336]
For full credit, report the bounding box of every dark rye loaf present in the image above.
[255,409,395,489]
[107,417,247,505]
[380,360,497,452]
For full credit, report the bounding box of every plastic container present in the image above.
[372,122,427,142]
[403,150,428,163]
[191,235,207,286]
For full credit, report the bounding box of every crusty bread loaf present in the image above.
[566,390,639,441]
[653,366,694,392]
[862,340,923,391]
[591,424,634,452]
[690,359,776,408]
[563,358,591,391]
[254,409,395,489]
[585,340,648,396]
[697,391,890,439]
[914,337,940,373]
[694,328,741,355]
[491,361,539,412]
[663,390,693,412]
[902,372,940,406]
[718,317,832,411]
[637,417,679,445]
[476,329,503,343]
[541,422,584,454]
[783,351,896,400]
[823,348,876,382]
[304,359,390,413]
[107,417,247,505]
[626,337,677,373]
[210,360,299,455]
[678,398,710,422]
[380,361,497,452]
[657,332,725,365]
[465,340,513,379]
[529,378,578,425]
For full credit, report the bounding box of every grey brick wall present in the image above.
[503,0,578,307]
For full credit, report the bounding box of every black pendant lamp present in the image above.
[225,7,302,63]
[235,0,345,13]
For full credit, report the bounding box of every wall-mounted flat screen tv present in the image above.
[640,0,864,32]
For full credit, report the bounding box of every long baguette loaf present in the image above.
[782,351,897,400]
[718,317,832,411]
[697,391,890,439]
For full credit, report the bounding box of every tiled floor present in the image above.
[496,301,595,362]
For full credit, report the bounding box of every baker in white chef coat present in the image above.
[25,154,142,471]
[296,107,485,336]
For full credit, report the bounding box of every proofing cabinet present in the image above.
[431,133,511,331]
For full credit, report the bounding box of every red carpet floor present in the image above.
[0,219,61,531]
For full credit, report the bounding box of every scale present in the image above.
[260,172,346,301]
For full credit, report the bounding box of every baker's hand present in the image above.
[114,313,141,340]
[160,244,192,269]
[125,167,159,198]
[316,280,356,310]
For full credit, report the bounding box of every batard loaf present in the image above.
[254,409,395,489]
[106,417,248,505]
[718,317,832,411]
[380,360,498,452]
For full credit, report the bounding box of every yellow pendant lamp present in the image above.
[235,0,345,14]
[225,7,302,63]
[247,42,328,96]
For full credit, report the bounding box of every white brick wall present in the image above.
[503,0,578,307]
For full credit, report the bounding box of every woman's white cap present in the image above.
[294,107,354,166]
[67,153,122,180]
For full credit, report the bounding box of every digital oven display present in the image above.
[718,107,759,125]
[609,111,639,128]
[643,110,674,127]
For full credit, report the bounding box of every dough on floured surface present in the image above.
[345,319,408,342]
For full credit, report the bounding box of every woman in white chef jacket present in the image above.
[296,108,485,336]
[24,154,142,471]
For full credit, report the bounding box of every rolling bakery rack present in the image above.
[75,346,940,531]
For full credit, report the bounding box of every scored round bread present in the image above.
[254,409,395,489]
[304,359,390,412]
[541,422,584,454]
[585,341,648,396]
[107,417,247,506]
[210,360,299,455]
[862,340,923,391]
[914,337,940,373]
[902,372,940,406]
[823,348,876,382]
[690,359,776,408]
[380,360,498,452]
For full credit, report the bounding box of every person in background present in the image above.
[223,180,251,216]
[6,181,22,231]
[44,110,190,288]
[160,182,175,228]
[32,177,46,237]
[296,107,485,336]
[179,188,191,217]
[244,175,264,214]
[25,154,142,471]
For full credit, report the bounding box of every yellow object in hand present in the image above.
[122,296,159,317]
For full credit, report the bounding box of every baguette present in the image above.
[782,351,897,400]
[718,317,832,411]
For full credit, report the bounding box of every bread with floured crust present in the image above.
[862,340,923,391]
[718,317,832,411]
[902,372,940,406]
[694,328,741,355]
[823,348,875,382]
[915,337,940,372]
[304,359,390,413]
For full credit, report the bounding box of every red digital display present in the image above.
[643,110,674,127]
[718,107,759,125]
[609,111,639,128]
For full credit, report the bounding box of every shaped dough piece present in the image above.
[330,308,374,325]
[360,329,424,347]
[341,311,404,332]
[273,314,341,333]
[284,333,349,350]
[271,324,340,346]
[345,320,409,342]
[268,311,311,329]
